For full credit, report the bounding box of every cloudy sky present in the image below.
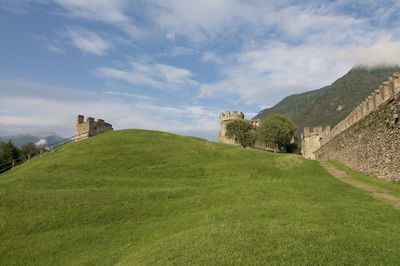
[1,0,400,140]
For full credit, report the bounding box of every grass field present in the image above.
[1,129,400,265]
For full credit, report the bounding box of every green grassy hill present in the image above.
[254,66,400,134]
[1,130,400,265]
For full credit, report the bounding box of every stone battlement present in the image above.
[319,72,400,145]
[219,111,245,122]
[75,115,113,141]
[302,125,331,138]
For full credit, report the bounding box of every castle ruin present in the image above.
[218,111,273,150]
[302,72,400,182]
[218,111,245,144]
[75,115,113,141]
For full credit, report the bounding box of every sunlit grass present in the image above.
[1,130,400,265]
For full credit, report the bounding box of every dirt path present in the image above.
[320,161,400,209]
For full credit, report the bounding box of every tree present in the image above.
[258,114,297,153]
[225,119,257,148]
[21,142,38,158]
[0,141,22,172]
[0,141,22,162]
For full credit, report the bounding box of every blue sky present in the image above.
[1,0,400,140]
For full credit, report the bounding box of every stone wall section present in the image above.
[302,72,400,182]
[315,96,400,182]
[75,115,113,142]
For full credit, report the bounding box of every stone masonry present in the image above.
[302,72,400,182]
[75,115,113,142]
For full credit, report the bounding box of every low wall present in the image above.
[315,96,400,182]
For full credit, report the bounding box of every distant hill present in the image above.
[253,66,400,135]
[0,132,65,148]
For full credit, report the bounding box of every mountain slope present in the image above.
[2,130,400,264]
[253,66,400,132]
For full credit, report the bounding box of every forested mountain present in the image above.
[253,66,400,134]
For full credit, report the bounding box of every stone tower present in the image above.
[301,125,330,159]
[217,111,245,144]
[75,115,113,141]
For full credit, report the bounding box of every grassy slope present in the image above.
[254,67,400,135]
[1,130,400,265]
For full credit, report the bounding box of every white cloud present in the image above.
[97,61,199,91]
[165,33,175,42]
[35,139,47,146]
[198,42,352,105]
[65,27,111,56]
[148,0,267,43]
[103,91,154,101]
[202,52,222,64]
[48,45,66,54]
[0,80,220,141]
[54,0,129,24]
[3,0,400,122]
[53,0,145,38]
[343,37,400,67]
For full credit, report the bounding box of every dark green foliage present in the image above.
[20,142,38,158]
[0,142,43,173]
[285,143,299,153]
[253,66,400,137]
[0,141,22,164]
[225,119,257,147]
[258,114,296,152]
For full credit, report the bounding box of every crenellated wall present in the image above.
[316,72,400,146]
[302,72,400,182]
[75,115,113,141]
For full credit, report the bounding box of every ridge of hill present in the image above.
[2,130,400,264]
[253,66,400,133]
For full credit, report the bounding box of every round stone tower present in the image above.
[217,111,244,144]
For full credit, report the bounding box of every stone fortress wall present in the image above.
[75,115,113,142]
[302,72,400,182]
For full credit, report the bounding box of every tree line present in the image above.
[0,141,44,173]
[225,113,297,152]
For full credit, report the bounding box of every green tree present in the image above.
[225,119,257,148]
[21,142,38,158]
[0,141,22,172]
[258,114,297,153]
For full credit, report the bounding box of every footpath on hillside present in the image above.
[321,161,400,209]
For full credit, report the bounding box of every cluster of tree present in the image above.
[0,141,44,172]
[225,114,297,153]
